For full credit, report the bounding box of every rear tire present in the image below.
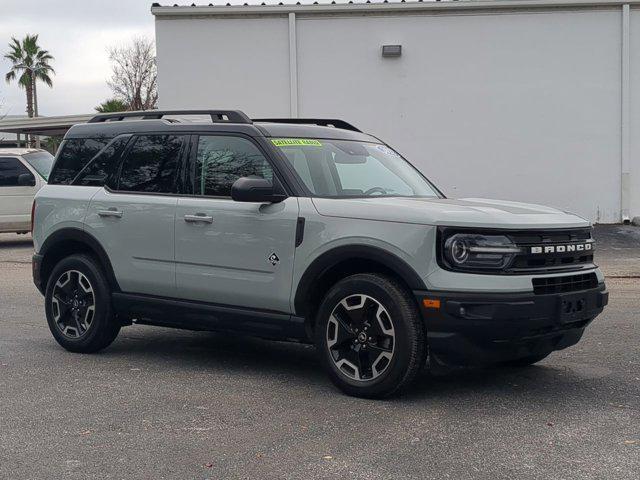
[45,254,120,353]
[315,273,426,398]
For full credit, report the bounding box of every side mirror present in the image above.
[18,173,36,187]
[231,177,286,203]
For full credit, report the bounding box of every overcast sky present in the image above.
[0,0,398,117]
[0,0,163,116]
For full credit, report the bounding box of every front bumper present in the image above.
[414,284,608,367]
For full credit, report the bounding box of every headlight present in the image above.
[442,233,522,271]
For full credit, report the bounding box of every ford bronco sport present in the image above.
[32,110,608,398]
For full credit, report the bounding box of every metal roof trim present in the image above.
[151,0,640,18]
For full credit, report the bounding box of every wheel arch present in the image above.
[38,227,120,293]
[294,245,425,333]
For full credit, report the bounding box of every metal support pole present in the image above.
[288,12,299,118]
[621,4,631,222]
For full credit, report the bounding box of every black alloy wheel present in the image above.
[326,294,395,381]
[45,254,120,353]
[316,273,426,398]
[51,270,96,339]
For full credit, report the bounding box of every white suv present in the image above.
[31,110,608,398]
[0,148,53,234]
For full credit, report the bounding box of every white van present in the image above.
[0,148,54,234]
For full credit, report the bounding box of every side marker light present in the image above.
[422,298,441,309]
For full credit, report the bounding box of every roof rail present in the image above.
[88,109,252,124]
[252,118,361,133]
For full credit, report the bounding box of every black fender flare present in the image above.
[38,227,120,292]
[293,244,426,316]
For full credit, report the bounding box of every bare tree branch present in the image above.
[107,37,158,111]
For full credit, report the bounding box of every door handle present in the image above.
[97,208,123,218]
[184,213,213,224]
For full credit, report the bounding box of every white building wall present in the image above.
[155,16,291,116]
[629,6,640,223]
[154,2,640,223]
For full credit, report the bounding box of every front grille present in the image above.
[532,272,598,295]
[507,228,595,274]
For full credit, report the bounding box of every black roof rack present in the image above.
[88,109,252,124]
[252,118,361,133]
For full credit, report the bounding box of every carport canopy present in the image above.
[0,114,92,137]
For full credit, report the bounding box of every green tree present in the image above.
[42,135,63,155]
[95,98,129,113]
[4,34,54,145]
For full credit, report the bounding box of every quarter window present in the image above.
[194,136,273,197]
[0,157,32,187]
[74,136,131,187]
[48,138,110,185]
[117,135,185,193]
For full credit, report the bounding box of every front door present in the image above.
[0,157,40,231]
[175,134,299,313]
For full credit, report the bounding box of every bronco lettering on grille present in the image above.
[530,243,593,254]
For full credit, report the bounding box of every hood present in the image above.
[311,197,590,229]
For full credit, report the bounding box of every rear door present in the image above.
[84,134,187,297]
[174,134,299,313]
[0,156,40,231]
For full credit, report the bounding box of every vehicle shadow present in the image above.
[109,327,325,381]
[400,357,624,411]
[104,326,603,403]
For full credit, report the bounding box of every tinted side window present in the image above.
[117,135,184,193]
[194,136,273,197]
[48,138,111,185]
[0,157,31,187]
[74,136,131,187]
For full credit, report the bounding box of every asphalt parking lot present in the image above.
[0,227,638,480]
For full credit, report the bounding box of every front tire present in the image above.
[45,254,120,353]
[315,274,426,398]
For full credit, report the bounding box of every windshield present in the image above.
[272,138,441,198]
[23,151,54,181]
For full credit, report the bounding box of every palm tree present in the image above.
[4,37,34,119]
[95,98,129,113]
[4,34,54,146]
[29,38,55,119]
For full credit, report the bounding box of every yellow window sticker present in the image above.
[271,138,322,147]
